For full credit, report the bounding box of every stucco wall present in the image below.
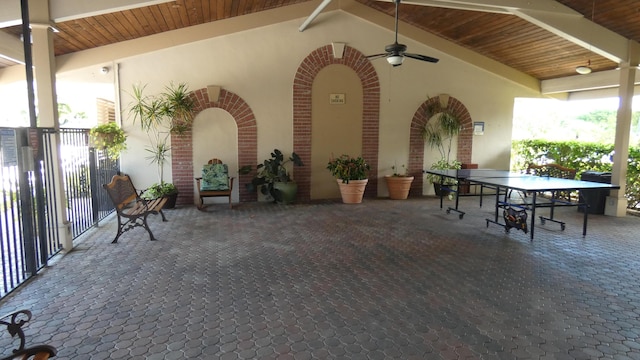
[111,11,538,202]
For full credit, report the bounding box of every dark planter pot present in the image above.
[273,181,298,204]
[163,192,179,209]
[433,183,452,198]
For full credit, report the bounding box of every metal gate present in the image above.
[0,127,119,298]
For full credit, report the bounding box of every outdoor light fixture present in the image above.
[576,1,595,76]
[386,55,404,66]
[576,60,592,75]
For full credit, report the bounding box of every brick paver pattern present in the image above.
[0,196,639,359]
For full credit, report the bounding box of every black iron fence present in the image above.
[0,127,119,299]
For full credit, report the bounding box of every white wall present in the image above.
[112,11,539,194]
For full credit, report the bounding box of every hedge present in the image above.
[511,139,640,209]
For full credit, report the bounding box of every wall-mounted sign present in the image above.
[329,93,345,105]
[0,129,18,167]
[473,122,485,135]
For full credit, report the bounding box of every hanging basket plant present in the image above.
[89,122,127,159]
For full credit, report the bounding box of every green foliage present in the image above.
[244,149,304,200]
[327,155,370,183]
[58,102,88,127]
[127,82,194,185]
[141,182,178,200]
[128,83,195,134]
[162,83,195,134]
[425,158,462,185]
[422,98,462,164]
[89,122,127,160]
[512,139,640,209]
[391,163,409,177]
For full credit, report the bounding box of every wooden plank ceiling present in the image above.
[1,0,639,81]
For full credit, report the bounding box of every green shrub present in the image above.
[512,140,640,209]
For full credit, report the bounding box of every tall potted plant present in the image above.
[243,149,304,204]
[128,83,195,208]
[422,96,463,196]
[327,154,370,204]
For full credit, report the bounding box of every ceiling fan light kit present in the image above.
[387,55,404,66]
[366,0,439,67]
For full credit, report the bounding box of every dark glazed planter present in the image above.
[163,192,179,209]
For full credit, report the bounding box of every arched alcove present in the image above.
[293,44,380,201]
[171,88,257,205]
[409,95,473,196]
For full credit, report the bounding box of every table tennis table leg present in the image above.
[446,184,465,219]
[530,193,536,241]
[485,185,507,231]
[582,205,588,236]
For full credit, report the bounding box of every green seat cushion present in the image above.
[201,163,229,191]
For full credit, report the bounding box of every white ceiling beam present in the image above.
[515,9,628,63]
[375,0,579,15]
[374,0,631,64]
[299,0,333,32]
[0,0,174,28]
[541,68,640,94]
[0,31,24,64]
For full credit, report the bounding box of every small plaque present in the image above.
[329,93,345,105]
[473,122,485,135]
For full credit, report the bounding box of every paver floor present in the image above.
[1,196,640,359]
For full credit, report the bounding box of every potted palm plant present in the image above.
[243,149,304,204]
[327,154,370,204]
[385,163,414,200]
[422,96,463,196]
[128,83,195,208]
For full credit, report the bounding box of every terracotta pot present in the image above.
[336,179,368,204]
[385,175,414,200]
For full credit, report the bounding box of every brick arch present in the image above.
[409,96,473,196]
[171,88,257,205]
[293,44,380,201]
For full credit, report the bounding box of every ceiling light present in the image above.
[386,55,404,66]
[575,65,592,75]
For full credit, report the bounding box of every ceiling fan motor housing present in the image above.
[385,43,406,54]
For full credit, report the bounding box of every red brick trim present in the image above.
[171,88,257,205]
[409,96,473,196]
[293,45,380,201]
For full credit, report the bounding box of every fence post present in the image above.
[16,129,37,276]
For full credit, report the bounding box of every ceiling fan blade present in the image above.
[404,53,440,63]
[366,53,389,59]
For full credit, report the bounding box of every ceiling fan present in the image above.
[367,0,439,66]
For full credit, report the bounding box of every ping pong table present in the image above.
[424,169,620,240]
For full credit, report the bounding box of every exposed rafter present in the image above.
[373,0,632,64]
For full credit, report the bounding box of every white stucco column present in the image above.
[605,40,640,217]
[29,0,73,250]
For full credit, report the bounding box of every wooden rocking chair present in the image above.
[195,159,234,210]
